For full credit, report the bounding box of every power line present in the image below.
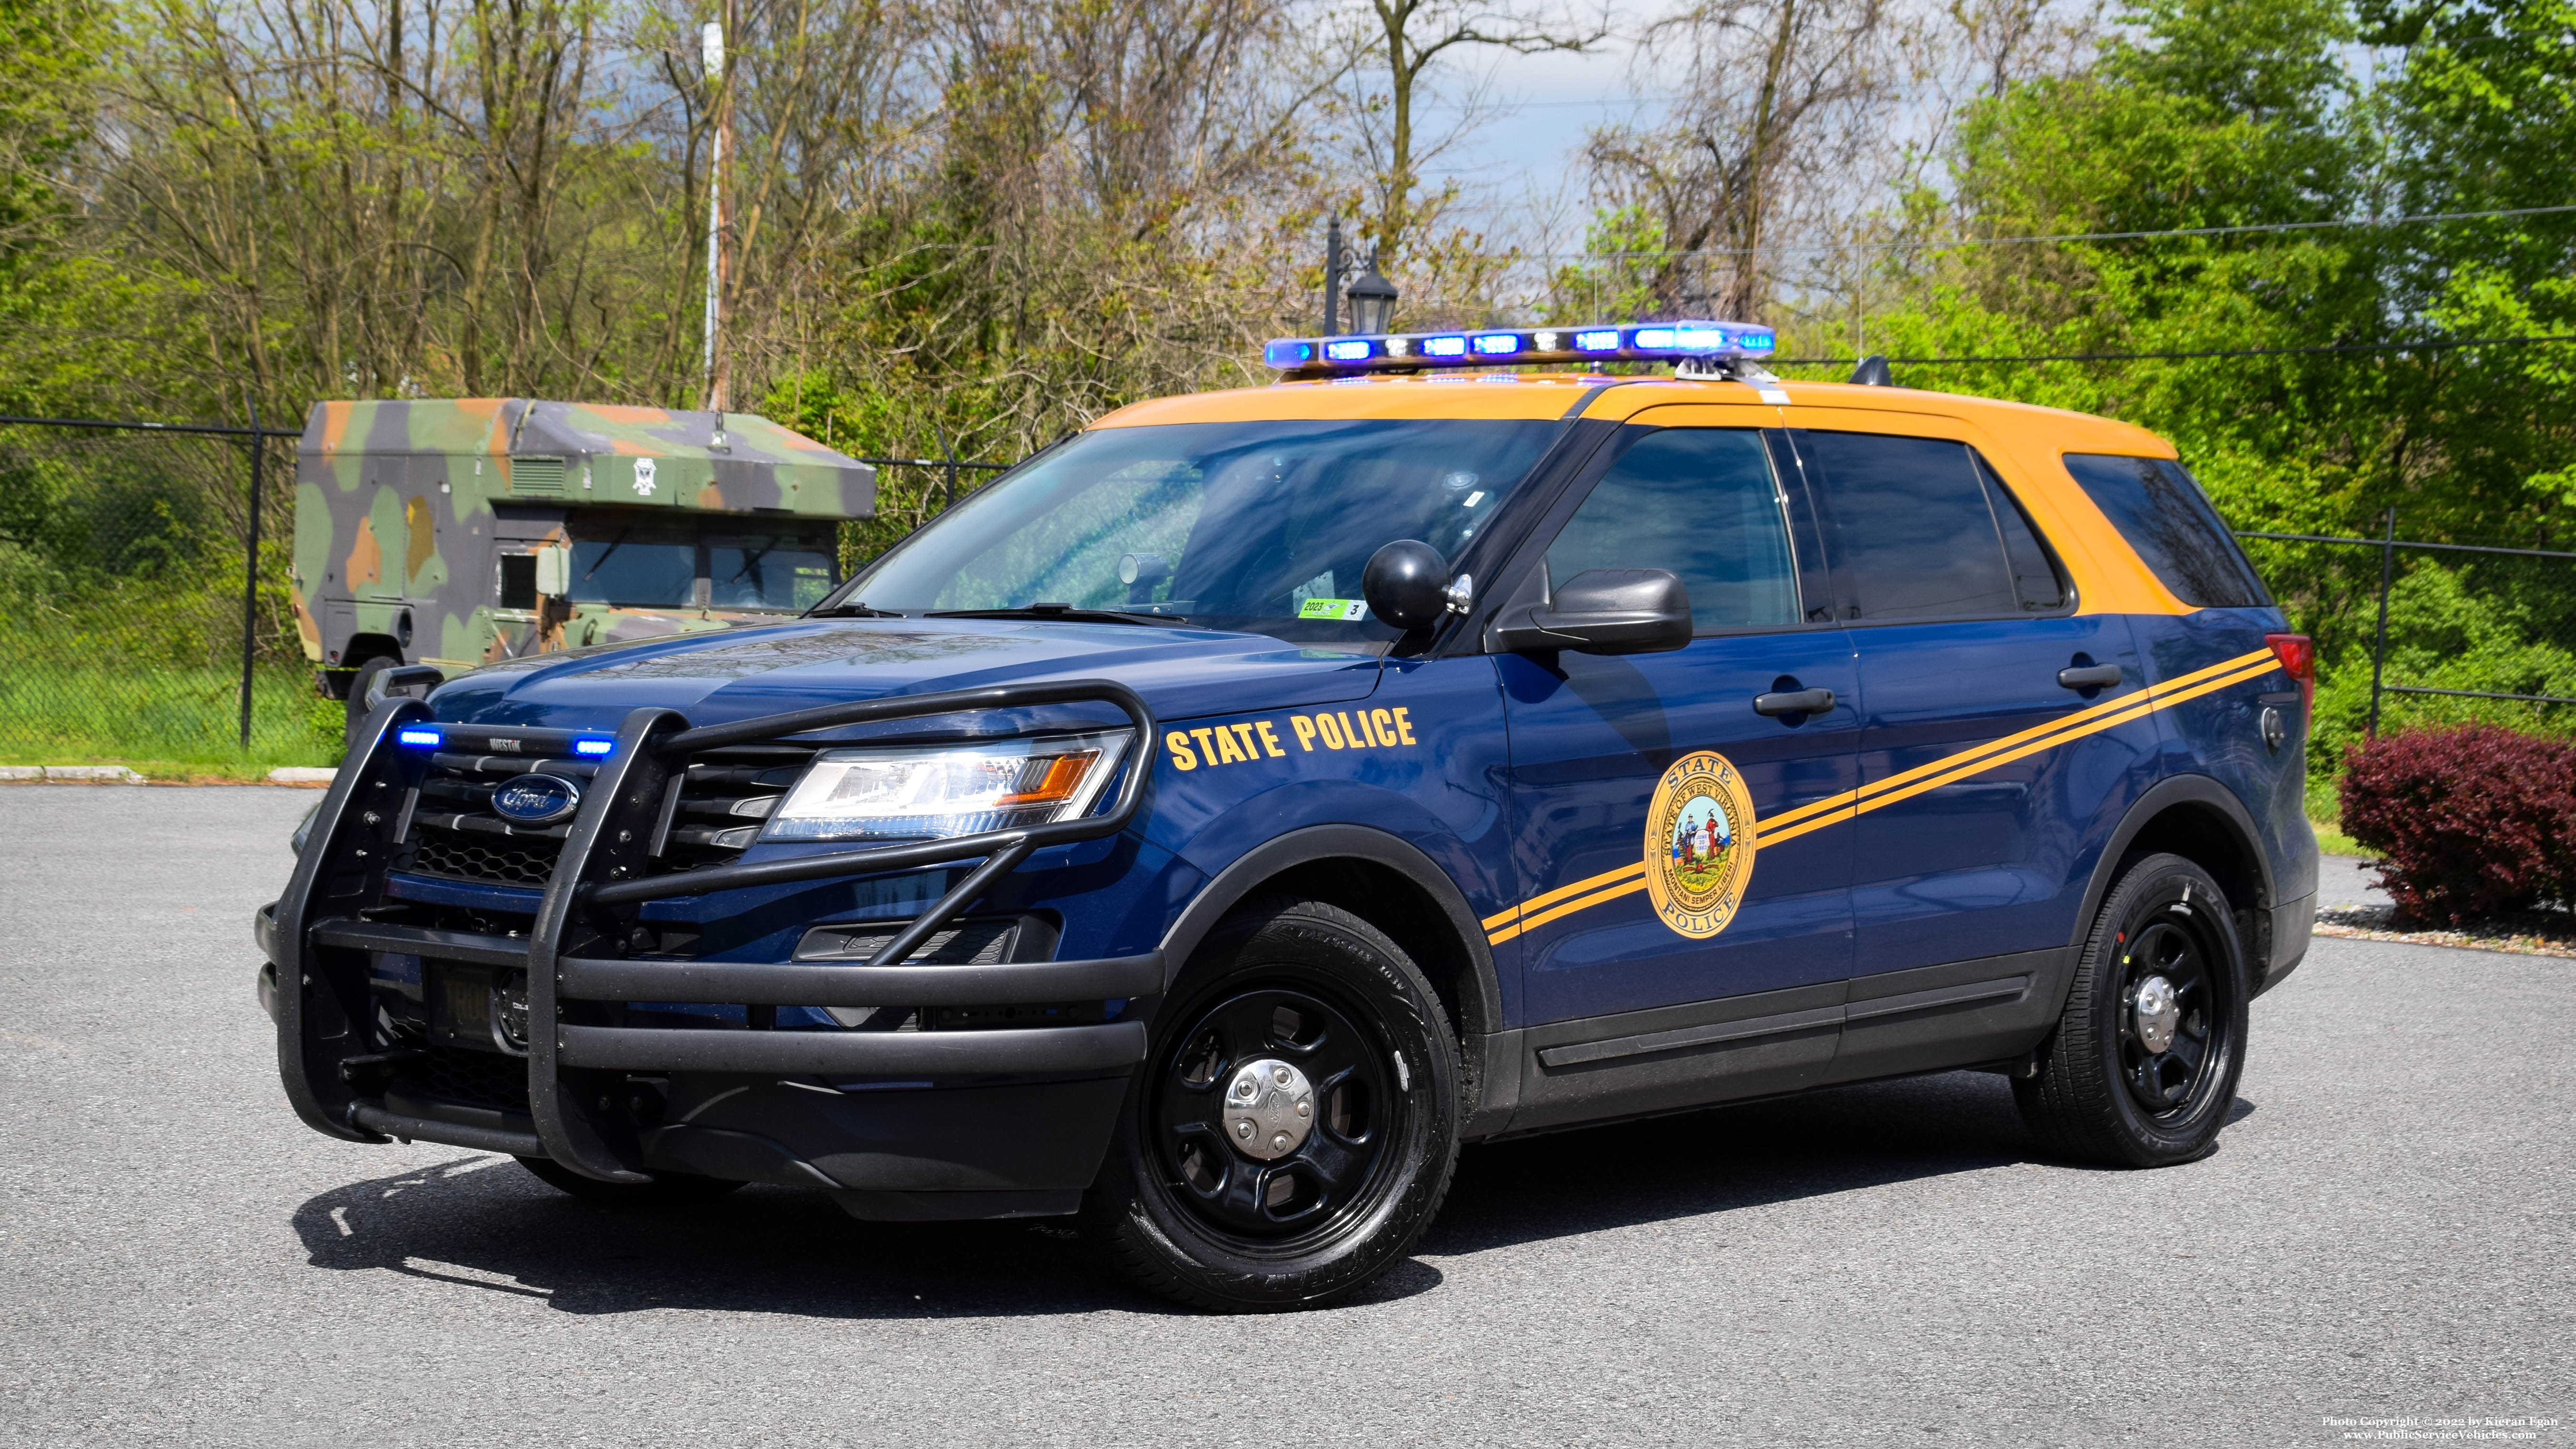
[1527,202,2576,260]
[1770,334,2576,366]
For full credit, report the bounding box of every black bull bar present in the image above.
[265,681,1160,1184]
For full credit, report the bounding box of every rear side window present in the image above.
[2060,453,2270,608]
[1982,457,2067,612]
[1795,431,2064,620]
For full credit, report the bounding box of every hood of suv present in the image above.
[425,617,1384,734]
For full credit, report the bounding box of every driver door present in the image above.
[1495,415,1861,1134]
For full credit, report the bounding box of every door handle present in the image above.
[2057,663,2123,690]
[1753,687,1836,717]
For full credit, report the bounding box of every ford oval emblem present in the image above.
[490,773,583,826]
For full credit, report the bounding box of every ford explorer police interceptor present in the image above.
[258,322,2319,1312]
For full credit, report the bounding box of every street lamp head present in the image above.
[1344,260,1398,337]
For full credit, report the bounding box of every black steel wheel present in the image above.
[1153,984,1399,1241]
[2015,852,2250,1166]
[1088,896,1461,1312]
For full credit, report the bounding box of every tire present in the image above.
[1087,896,1462,1312]
[343,656,398,750]
[514,1155,745,1205]
[2015,852,2251,1167]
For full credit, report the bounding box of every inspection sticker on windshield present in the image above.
[1296,598,1367,621]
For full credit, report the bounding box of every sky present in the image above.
[1400,23,1664,260]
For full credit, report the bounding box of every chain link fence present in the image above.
[2239,515,2576,786]
[0,418,328,769]
[0,418,1015,772]
[8,411,2568,782]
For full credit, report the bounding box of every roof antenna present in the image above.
[1849,354,1893,387]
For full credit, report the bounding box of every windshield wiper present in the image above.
[926,602,1185,627]
[811,601,905,618]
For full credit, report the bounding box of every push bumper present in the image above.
[263,680,1159,1219]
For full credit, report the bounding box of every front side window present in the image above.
[829,420,1557,639]
[2060,453,2270,608]
[1796,431,2065,620]
[1545,428,1800,633]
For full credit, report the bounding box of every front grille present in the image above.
[653,744,814,872]
[412,833,560,886]
[388,733,817,886]
[397,745,593,887]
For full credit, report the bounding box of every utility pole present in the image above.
[700,12,731,413]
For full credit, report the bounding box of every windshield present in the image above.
[556,512,839,611]
[711,539,837,610]
[570,530,697,607]
[829,419,1557,639]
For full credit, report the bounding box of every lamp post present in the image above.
[1323,216,1343,335]
[1322,223,1400,336]
[1344,256,1397,336]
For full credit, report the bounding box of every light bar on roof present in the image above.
[1263,321,1776,376]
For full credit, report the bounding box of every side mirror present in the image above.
[1361,539,1453,631]
[533,543,571,598]
[1492,568,1693,656]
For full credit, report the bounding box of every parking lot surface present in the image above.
[1,785,2568,1447]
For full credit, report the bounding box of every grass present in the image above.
[0,659,340,781]
[2303,774,2366,857]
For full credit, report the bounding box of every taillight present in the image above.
[2266,633,2315,724]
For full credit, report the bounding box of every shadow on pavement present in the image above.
[1427,1068,2047,1257]
[291,1155,1205,1319]
[290,1069,2244,1317]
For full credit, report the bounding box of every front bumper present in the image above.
[262,681,1159,1218]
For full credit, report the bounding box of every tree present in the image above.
[1582,0,1907,320]
[1350,0,1603,263]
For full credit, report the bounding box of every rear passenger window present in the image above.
[1547,428,1800,633]
[2060,454,2270,608]
[1796,432,2062,620]
[1980,457,2068,611]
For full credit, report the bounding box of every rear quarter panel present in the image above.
[2133,608,2318,910]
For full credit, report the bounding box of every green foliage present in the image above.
[0,0,2572,784]
[1782,0,2576,793]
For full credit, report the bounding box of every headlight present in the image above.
[763,730,1132,842]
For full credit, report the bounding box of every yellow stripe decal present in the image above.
[1484,647,2279,945]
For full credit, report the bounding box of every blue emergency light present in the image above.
[396,727,443,749]
[573,737,616,757]
[1263,320,1777,376]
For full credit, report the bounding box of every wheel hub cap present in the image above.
[2133,974,2180,1055]
[1222,1057,1315,1161]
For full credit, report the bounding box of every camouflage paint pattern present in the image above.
[293,400,877,681]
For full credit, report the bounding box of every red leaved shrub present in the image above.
[2340,724,2576,926]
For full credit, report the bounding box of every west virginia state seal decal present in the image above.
[1643,750,1758,939]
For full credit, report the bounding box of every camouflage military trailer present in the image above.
[294,399,875,715]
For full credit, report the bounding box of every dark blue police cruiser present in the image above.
[259,323,2319,1312]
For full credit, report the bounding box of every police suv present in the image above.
[260,323,2319,1312]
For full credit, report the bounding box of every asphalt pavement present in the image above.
[1,785,2567,1447]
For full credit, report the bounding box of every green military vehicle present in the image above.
[294,400,876,719]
